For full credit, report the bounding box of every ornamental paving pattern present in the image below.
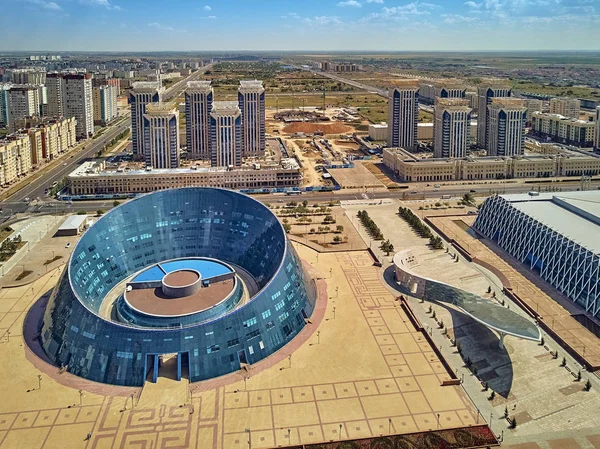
[0,244,482,449]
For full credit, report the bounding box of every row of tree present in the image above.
[0,234,22,261]
[398,207,444,250]
[357,210,384,240]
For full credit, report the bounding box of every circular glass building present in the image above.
[40,188,317,386]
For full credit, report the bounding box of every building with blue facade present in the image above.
[40,188,317,386]
[238,80,265,157]
[210,101,242,167]
[387,82,419,151]
[185,81,213,160]
[129,81,162,157]
[474,191,600,318]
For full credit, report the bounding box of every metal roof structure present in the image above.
[502,191,600,254]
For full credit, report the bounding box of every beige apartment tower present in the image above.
[388,81,419,151]
[487,98,527,157]
[549,98,580,119]
[433,98,472,159]
[477,81,512,150]
[143,103,180,169]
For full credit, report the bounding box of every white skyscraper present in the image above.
[93,85,118,126]
[210,101,242,168]
[185,81,213,160]
[433,98,472,159]
[63,73,94,139]
[143,103,180,169]
[387,81,419,151]
[46,73,65,118]
[487,98,527,157]
[238,80,265,157]
[6,85,38,132]
[130,81,162,157]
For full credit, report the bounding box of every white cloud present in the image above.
[27,0,61,10]
[366,0,384,3]
[200,15,217,19]
[338,0,362,7]
[442,13,477,23]
[80,0,121,10]
[280,12,300,19]
[360,2,438,22]
[202,5,211,11]
[303,15,342,25]
[148,22,176,31]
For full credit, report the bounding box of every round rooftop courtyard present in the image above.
[163,270,200,289]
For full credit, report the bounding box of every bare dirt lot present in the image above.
[327,162,385,189]
[282,122,353,135]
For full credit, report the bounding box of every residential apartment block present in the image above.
[185,81,213,160]
[238,80,265,157]
[388,81,419,151]
[62,73,94,139]
[530,112,595,147]
[419,80,466,105]
[143,103,180,169]
[0,134,32,185]
[129,81,162,157]
[487,98,527,157]
[549,97,580,119]
[433,98,472,159]
[6,85,39,132]
[210,101,242,168]
[92,85,118,126]
[477,81,512,150]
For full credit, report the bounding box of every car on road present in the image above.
[434,184,441,188]
[65,242,71,248]
[470,189,477,193]
[63,163,67,166]
[433,189,439,192]
[410,190,418,194]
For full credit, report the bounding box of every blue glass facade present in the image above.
[40,188,317,386]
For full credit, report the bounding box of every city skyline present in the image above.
[2,0,600,52]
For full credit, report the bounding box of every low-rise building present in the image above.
[530,112,595,147]
[66,159,302,195]
[383,147,600,182]
[368,123,388,141]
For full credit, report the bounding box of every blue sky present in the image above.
[1,0,600,51]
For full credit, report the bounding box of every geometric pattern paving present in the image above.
[0,249,483,449]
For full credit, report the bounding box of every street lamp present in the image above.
[245,428,251,449]
[317,330,321,344]
[79,389,83,405]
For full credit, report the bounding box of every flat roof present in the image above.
[59,215,87,231]
[502,191,600,254]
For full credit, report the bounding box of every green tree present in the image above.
[113,200,121,207]
[96,209,105,216]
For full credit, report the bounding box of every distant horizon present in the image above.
[2,0,599,53]
[3,49,600,55]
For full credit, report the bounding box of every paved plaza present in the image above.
[340,199,600,448]
[0,236,483,449]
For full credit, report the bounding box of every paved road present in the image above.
[162,63,214,102]
[3,178,596,219]
[0,118,131,217]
